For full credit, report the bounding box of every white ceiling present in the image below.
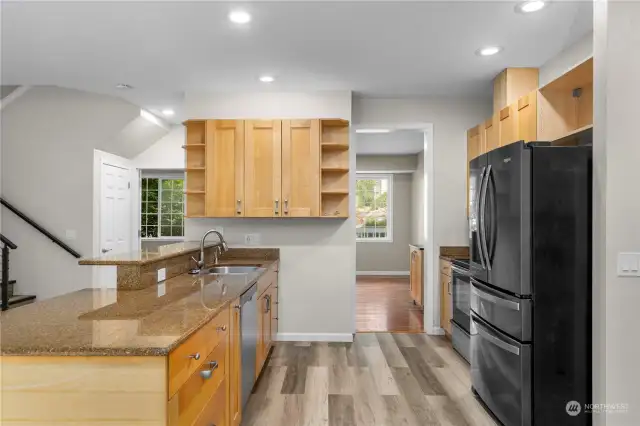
[1,1,592,122]
[356,130,424,155]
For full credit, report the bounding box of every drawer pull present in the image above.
[188,353,201,360]
[216,325,227,332]
[199,361,219,379]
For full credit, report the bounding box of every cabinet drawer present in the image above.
[168,338,228,426]
[439,259,452,277]
[168,308,230,398]
[257,268,278,298]
[193,377,227,426]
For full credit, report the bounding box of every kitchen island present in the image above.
[0,247,279,426]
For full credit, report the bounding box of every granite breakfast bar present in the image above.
[0,244,280,426]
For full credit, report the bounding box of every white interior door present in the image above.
[98,162,131,287]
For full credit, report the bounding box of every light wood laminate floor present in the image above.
[356,276,424,333]
[243,333,497,426]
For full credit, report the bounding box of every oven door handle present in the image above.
[472,316,520,355]
[471,280,520,311]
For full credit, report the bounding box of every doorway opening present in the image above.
[355,128,427,333]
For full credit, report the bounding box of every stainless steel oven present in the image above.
[451,260,471,362]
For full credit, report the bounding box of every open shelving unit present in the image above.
[538,57,593,144]
[183,120,207,217]
[320,119,350,218]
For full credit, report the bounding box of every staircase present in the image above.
[1,234,36,310]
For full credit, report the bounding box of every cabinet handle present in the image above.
[448,282,452,295]
[236,199,242,215]
[187,353,201,360]
[265,295,271,313]
[274,199,279,215]
[284,199,289,215]
[234,304,241,310]
[216,325,227,332]
[199,361,219,380]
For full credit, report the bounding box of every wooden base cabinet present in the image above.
[409,246,424,307]
[439,259,453,336]
[256,266,279,376]
[229,297,242,426]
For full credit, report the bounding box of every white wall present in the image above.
[594,2,639,424]
[133,125,185,170]
[0,86,161,300]
[184,91,354,341]
[539,32,593,87]
[412,150,425,245]
[352,97,491,333]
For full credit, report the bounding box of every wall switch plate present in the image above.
[157,282,166,297]
[65,230,77,240]
[244,233,261,246]
[157,267,167,283]
[617,252,640,277]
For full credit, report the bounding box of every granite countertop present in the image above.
[78,241,219,266]
[0,259,276,356]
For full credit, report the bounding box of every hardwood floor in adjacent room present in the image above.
[242,333,497,426]
[356,276,424,332]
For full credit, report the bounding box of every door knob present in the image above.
[101,248,112,254]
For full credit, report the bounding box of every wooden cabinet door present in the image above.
[409,250,416,301]
[517,91,537,142]
[206,120,244,217]
[499,105,518,147]
[245,120,282,217]
[484,115,499,152]
[229,298,241,426]
[270,281,278,344]
[282,120,320,217]
[440,274,452,334]
[414,250,423,307]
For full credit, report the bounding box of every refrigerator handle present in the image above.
[474,167,487,270]
[480,164,492,271]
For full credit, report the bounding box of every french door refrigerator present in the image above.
[468,141,592,426]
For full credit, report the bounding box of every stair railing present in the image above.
[1,233,17,311]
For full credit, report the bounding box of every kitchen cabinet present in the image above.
[206,120,245,217]
[229,297,242,426]
[245,120,283,218]
[466,125,483,217]
[320,119,350,217]
[256,268,278,377]
[517,91,538,143]
[484,114,499,153]
[499,104,518,147]
[282,119,321,217]
[439,259,452,336]
[493,68,539,113]
[409,246,424,307]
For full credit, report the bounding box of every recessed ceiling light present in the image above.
[115,83,133,89]
[259,75,275,83]
[161,109,175,116]
[516,1,546,13]
[356,129,391,134]
[229,10,251,24]
[476,46,502,56]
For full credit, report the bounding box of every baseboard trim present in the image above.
[356,271,410,276]
[430,327,446,336]
[276,333,354,343]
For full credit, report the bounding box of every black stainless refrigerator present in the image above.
[468,141,592,426]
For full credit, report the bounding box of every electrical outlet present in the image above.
[618,253,640,277]
[157,282,166,297]
[244,233,261,246]
[157,267,167,283]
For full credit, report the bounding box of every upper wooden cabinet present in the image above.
[484,114,499,152]
[517,91,538,143]
[493,68,539,113]
[466,125,482,217]
[184,118,350,218]
[206,120,244,217]
[282,120,320,217]
[499,104,518,147]
[245,120,282,218]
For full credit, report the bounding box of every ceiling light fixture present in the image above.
[476,46,502,56]
[516,1,546,13]
[161,109,175,116]
[115,83,133,89]
[229,10,251,24]
[259,75,275,83]
[356,129,391,134]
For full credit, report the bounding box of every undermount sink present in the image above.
[207,266,263,274]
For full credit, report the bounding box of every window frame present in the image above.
[140,172,186,241]
[355,173,394,243]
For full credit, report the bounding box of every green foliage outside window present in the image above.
[141,178,184,238]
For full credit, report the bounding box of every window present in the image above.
[141,176,185,239]
[356,174,393,242]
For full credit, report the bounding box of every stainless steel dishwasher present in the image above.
[239,282,258,408]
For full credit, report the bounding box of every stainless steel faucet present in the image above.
[198,230,228,268]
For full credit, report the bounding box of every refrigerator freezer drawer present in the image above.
[471,279,532,342]
[451,321,470,363]
[471,313,532,426]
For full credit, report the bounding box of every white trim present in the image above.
[356,271,410,276]
[357,170,415,174]
[355,172,394,243]
[276,333,354,343]
[0,86,30,110]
